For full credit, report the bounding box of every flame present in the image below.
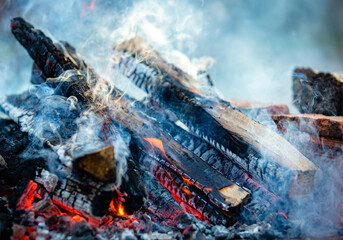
[109,198,127,217]
[143,137,169,160]
[278,210,288,219]
[117,204,125,217]
[182,187,192,195]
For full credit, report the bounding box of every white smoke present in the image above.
[0,0,342,237]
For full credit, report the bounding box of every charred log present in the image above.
[293,68,343,116]
[272,114,343,141]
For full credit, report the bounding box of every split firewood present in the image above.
[113,37,319,199]
[293,68,343,116]
[272,114,343,141]
[272,113,343,163]
[74,145,116,182]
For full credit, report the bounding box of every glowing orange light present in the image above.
[109,199,127,217]
[117,204,125,217]
[72,215,85,222]
[182,187,192,195]
[143,137,169,160]
[278,210,288,219]
[17,180,38,210]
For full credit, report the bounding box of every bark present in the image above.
[293,68,343,116]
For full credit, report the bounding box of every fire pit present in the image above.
[0,5,342,240]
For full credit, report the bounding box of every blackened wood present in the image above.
[11,17,90,100]
[293,68,343,116]
[11,17,77,78]
[114,37,318,199]
[141,154,234,226]
[272,114,343,141]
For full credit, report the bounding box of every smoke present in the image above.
[1,0,342,107]
[0,0,342,237]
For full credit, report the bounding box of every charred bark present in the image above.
[293,68,343,116]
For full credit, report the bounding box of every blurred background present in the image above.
[1,0,343,112]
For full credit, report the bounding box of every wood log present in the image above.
[293,68,343,116]
[113,37,319,199]
[272,114,343,141]
[272,114,343,166]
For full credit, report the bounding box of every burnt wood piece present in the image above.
[11,17,89,100]
[140,154,234,226]
[113,37,318,199]
[138,165,185,223]
[272,114,343,141]
[74,145,116,182]
[272,114,343,165]
[293,68,343,116]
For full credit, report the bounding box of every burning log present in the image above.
[293,68,343,116]
[113,37,319,199]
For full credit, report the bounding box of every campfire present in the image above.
[0,16,342,239]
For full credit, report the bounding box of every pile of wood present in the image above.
[0,17,341,239]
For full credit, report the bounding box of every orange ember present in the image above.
[278,210,288,219]
[109,199,127,217]
[143,137,169,160]
[182,187,192,195]
[72,215,86,222]
[17,180,38,210]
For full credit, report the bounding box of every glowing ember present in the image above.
[109,199,127,217]
[17,180,38,210]
[72,215,86,222]
[278,210,288,219]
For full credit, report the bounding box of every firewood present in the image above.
[271,114,343,165]
[74,145,116,182]
[272,114,343,140]
[114,37,319,199]
[293,68,343,116]
[141,155,233,226]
